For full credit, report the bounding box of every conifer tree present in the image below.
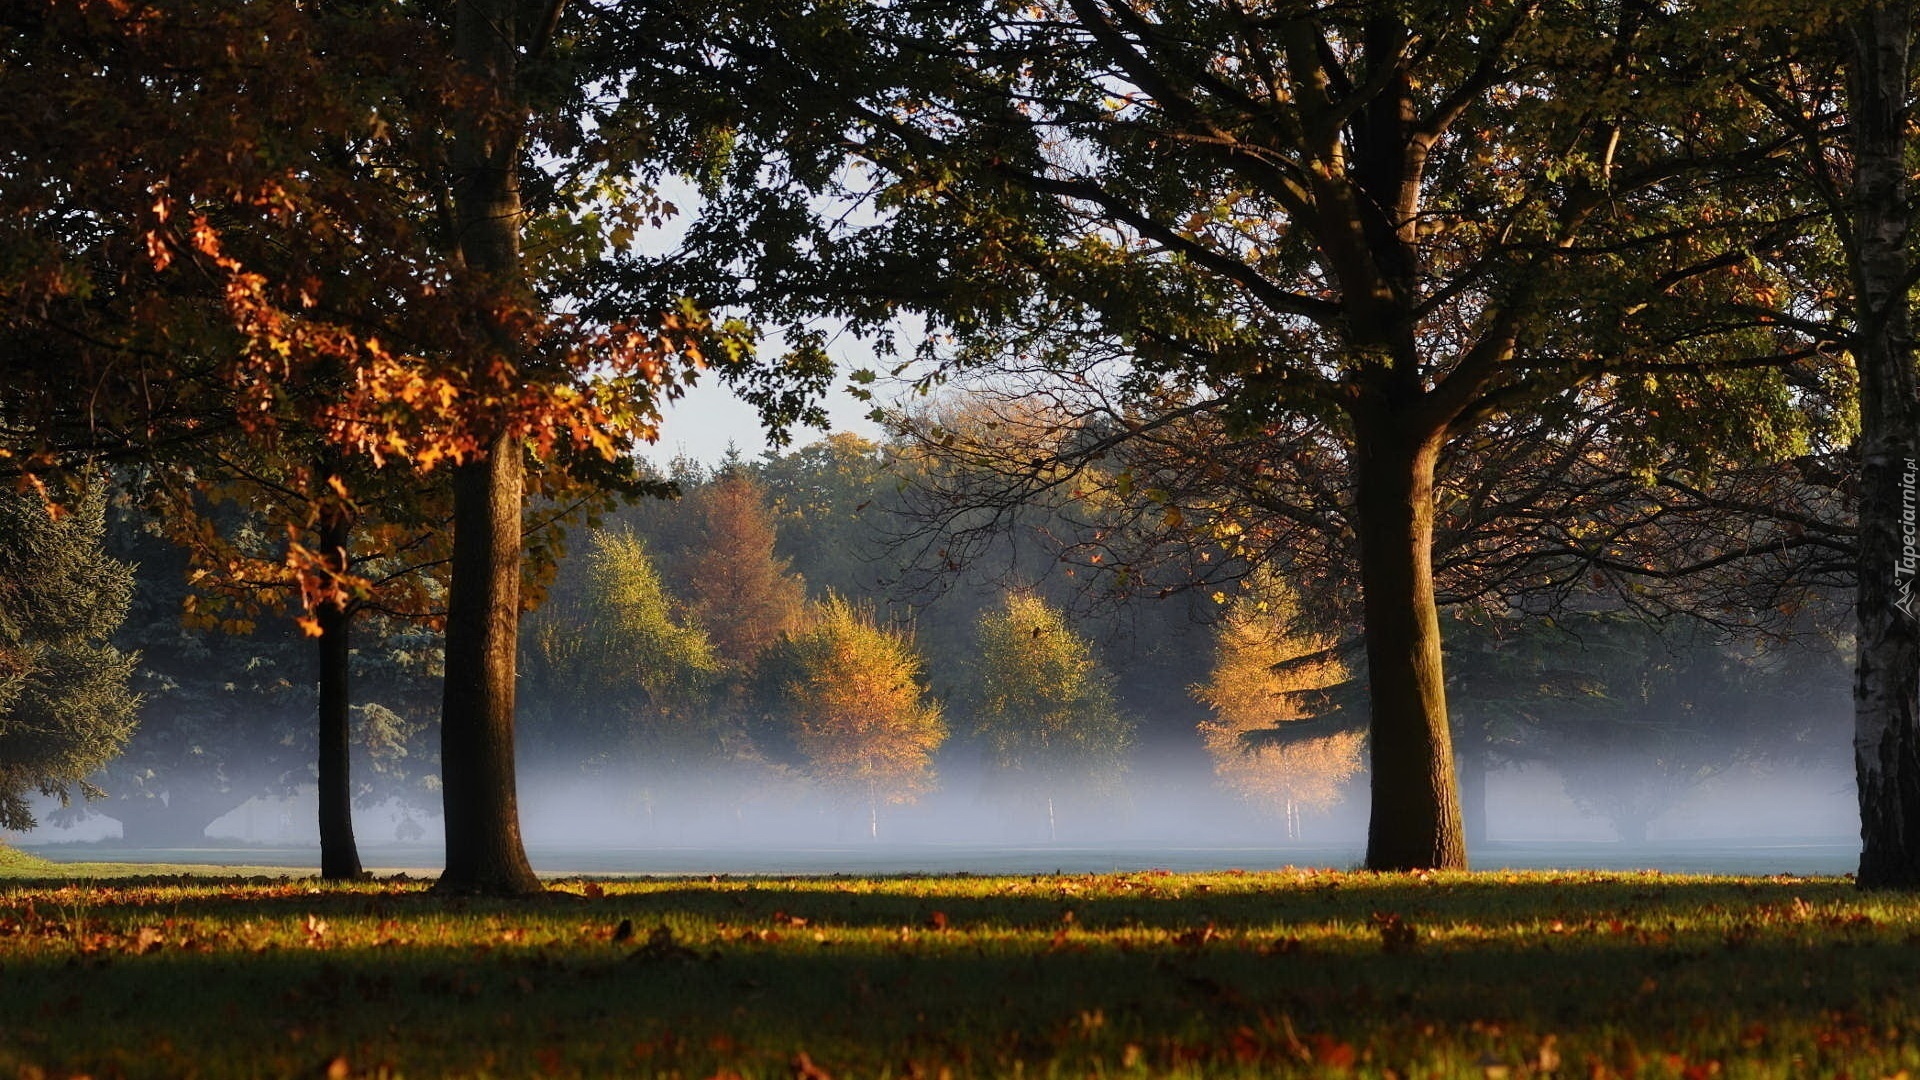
[0,487,139,831]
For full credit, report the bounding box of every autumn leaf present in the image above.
[791,1051,833,1080]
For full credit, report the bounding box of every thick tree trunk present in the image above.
[436,0,542,896]
[1354,425,1467,871]
[1849,4,1920,889]
[316,497,363,881]
[438,440,541,894]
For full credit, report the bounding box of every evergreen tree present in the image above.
[672,473,807,671]
[0,487,139,831]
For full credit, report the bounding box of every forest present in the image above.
[0,0,1913,893]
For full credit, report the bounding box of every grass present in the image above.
[2,865,1917,1079]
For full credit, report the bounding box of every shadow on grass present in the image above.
[2,873,1913,1079]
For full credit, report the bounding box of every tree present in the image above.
[761,597,945,838]
[0,486,139,832]
[686,0,1842,868]
[671,472,807,670]
[1194,573,1360,841]
[521,528,728,818]
[964,592,1132,838]
[758,433,895,601]
[137,445,457,876]
[0,0,722,893]
[1844,2,1920,887]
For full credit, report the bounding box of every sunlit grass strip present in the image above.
[3,869,1918,1079]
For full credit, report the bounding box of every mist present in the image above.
[9,739,1861,878]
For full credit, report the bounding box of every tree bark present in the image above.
[435,0,542,896]
[316,494,363,881]
[1354,420,1467,871]
[1849,3,1920,889]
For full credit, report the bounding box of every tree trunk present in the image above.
[1354,425,1467,871]
[316,495,363,881]
[435,0,542,896]
[438,441,542,894]
[1849,3,1920,890]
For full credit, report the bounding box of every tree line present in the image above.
[0,433,1853,854]
[0,0,1909,890]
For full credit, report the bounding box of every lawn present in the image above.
[3,863,1917,1079]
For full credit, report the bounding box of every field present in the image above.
[4,858,1919,1079]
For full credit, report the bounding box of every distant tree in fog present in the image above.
[521,530,726,780]
[961,592,1132,839]
[758,433,894,601]
[0,486,139,832]
[1193,572,1360,840]
[672,473,807,671]
[1522,618,1849,844]
[761,597,944,838]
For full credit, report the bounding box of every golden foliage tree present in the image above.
[1195,574,1361,840]
[767,597,944,838]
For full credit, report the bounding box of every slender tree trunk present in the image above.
[316,494,363,881]
[1850,3,1920,889]
[1354,423,1467,871]
[436,0,542,895]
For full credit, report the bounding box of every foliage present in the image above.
[669,472,807,670]
[665,0,1858,868]
[4,870,1920,1078]
[0,486,139,831]
[758,432,896,601]
[521,528,724,772]
[1194,574,1362,838]
[761,596,944,830]
[964,592,1133,820]
[0,0,715,494]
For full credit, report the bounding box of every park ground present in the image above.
[3,847,1918,1079]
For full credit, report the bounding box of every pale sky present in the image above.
[642,367,888,466]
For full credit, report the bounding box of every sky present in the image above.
[641,370,887,466]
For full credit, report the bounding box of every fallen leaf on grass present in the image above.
[629,925,701,964]
[1371,912,1419,953]
[1173,922,1217,949]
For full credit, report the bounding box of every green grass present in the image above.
[3,867,1918,1078]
